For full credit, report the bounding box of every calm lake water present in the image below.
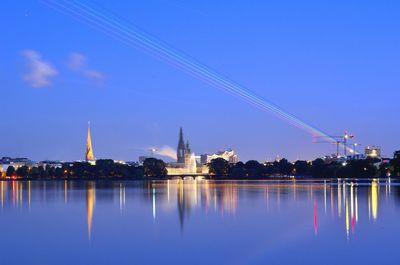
[0,179,399,265]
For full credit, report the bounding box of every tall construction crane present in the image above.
[313,132,355,158]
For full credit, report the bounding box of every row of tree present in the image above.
[208,156,400,178]
[3,154,400,179]
[5,159,144,179]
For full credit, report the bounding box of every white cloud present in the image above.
[67,52,86,70]
[67,52,105,83]
[22,50,58,88]
[152,146,177,160]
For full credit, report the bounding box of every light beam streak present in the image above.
[42,0,349,147]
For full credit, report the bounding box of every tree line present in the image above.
[208,156,400,178]
[2,154,400,179]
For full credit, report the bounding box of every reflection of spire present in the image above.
[177,181,185,230]
[85,122,95,161]
[86,182,95,240]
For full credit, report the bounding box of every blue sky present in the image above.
[1,0,399,162]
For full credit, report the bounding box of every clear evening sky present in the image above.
[1,0,399,162]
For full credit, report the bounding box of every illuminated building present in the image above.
[201,149,239,164]
[365,146,381,159]
[177,127,186,164]
[85,122,95,162]
[167,128,207,175]
[0,157,34,172]
[38,160,63,169]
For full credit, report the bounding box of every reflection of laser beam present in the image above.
[43,0,342,144]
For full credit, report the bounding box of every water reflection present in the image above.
[0,179,399,241]
[86,182,95,239]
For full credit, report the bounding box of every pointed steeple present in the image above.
[177,127,185,163]
[185,140,191,154]
[85,122,95,161]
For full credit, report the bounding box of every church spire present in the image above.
[177,127,185,164]
[85,122,95,161]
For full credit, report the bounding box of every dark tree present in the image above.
[16,166,29,178]
[245,160,264,178]
[229,161,247,179]
[391,151,400,176]
[143,158,167,177]
[293,160,311,176]
[6,166,15,177]
[311,158,326,177]
[208,158,229,177]
[276,159,294,176]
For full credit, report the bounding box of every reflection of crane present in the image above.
[313,132,355,157]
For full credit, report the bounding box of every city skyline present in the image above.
[2,1,400,162]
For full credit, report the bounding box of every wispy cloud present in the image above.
[67,53,105,83]
[22,50,58,88]
[151,146,177,160]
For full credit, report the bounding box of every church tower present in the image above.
[184,140,192,167]
[85,122,95,161]
[177,127,185,164]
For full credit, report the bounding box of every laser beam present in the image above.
[41,0,351,152]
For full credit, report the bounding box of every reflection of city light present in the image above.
[0,179,394,240]
[64,180,68,204]
[167,180,170,202]
[119,184,126,211]
[28,181,31,209]
[338,181,342,218]
[152,187,156,221]
[345,196,349,239]
[371,180,378,221]
[355,187,359,223]
[314,199,318,236]
[330,185,334,217]
[1,181,4,208]
[19,182,23,207]
[324,181,327,213]
[350,184,355,234]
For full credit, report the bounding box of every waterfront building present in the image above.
[0,157,35,172]
[166,128,207,175]
[177,127,186,164]
[365,146,381,159]
[38,160,63,169]
[201,149,239,164]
